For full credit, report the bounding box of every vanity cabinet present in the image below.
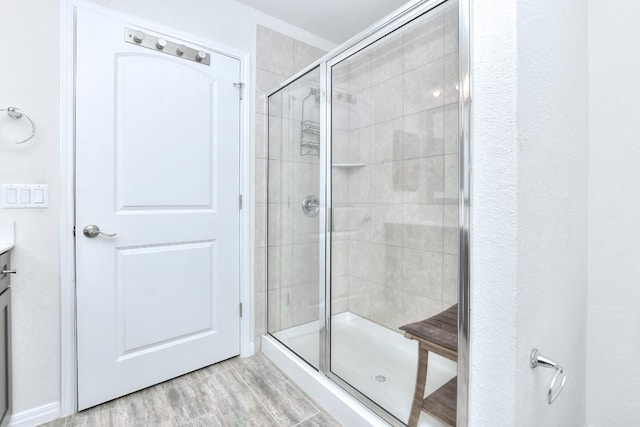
[0,250,11,427]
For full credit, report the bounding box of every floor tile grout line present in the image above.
[291,411,322,427]
[255,355,329,418]
[45,355,339,427]
[229,365,285,426]
[233,357,324,426]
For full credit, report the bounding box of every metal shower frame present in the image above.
[266,0,471,424]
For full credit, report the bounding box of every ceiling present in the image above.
[235,0,409,44]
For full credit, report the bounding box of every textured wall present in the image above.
[515,0,588,425]
[586,1,640,425]
[470,0,589,425]
[468,0,519,423]
[0,0,62,415]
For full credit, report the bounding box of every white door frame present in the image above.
[59,0,254,416]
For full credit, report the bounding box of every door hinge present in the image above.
[233,82,245,100]
[239,303,243,317]
[73,226,76,237]
[239,194,243,210]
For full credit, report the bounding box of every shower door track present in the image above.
[265,0,471,425]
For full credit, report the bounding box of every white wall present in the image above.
[470,0,588,425]
[586,1,640,425]
[86,0,334,53]
[515,0,588,425]
[0,0,62,417]
[0,0,332,419]
[468,0,519,423]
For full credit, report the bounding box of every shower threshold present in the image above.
[263,312,457,426]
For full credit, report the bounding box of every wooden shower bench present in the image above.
[399,304,458,427]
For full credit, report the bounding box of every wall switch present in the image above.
[1,184,48,208]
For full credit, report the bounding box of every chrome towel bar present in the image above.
[530,348,567,404]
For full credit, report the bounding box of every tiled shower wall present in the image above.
[254,26,325,350]
[331,2,460,331]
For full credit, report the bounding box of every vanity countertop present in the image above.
[0,221,15,254]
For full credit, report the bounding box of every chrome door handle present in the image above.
[83,224,117,238]
[1,269,16,275]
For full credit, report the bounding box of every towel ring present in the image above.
[0,107,36,144]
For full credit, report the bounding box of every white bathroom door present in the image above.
[75,9,241,409]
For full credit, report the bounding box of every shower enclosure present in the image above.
[266,0,469,425]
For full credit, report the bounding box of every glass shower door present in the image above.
[267,67,323,369]
[329,0,460,424]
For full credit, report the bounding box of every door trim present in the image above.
[59,0,253,416]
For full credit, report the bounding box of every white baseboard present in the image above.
[241,340,255,357]
[9,402,61,427]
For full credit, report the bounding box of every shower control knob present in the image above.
[156,39,167,50]
[196,51,207,62]
[133,31,145,43]
[176,45,186,56]
[302,195,320,217]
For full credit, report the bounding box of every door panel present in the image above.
[116,241,216,354]
[75,8,241,409]
[116,55,217,210]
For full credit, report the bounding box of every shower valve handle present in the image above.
[302,195,320,217]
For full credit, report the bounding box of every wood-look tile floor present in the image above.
[42,353,342,427]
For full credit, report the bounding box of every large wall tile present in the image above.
[372,75,404,123]
[403,10,445,72]
[443,5,459,56]
[370,203,403,246]
[401,248,443,301]
[257,26,295,75]
[371,34,404,86]
[443,204,459,255]
[442,254,459,306]
[294,40,326,72]
[403,59,445,115]
[403,107,445,159]
[373,118,404,163]
[443,103,458,154]
[444,52,459,105]
[403,203,445,253]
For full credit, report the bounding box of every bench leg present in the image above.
[408,344,429,427]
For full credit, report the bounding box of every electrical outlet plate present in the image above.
[1,184,49,208]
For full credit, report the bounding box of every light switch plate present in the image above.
[1,184,49,208]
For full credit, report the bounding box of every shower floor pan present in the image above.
[265,312,457,426]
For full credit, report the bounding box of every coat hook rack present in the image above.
[0,107,36,144]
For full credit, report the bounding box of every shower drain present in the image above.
[372,374,390,383]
